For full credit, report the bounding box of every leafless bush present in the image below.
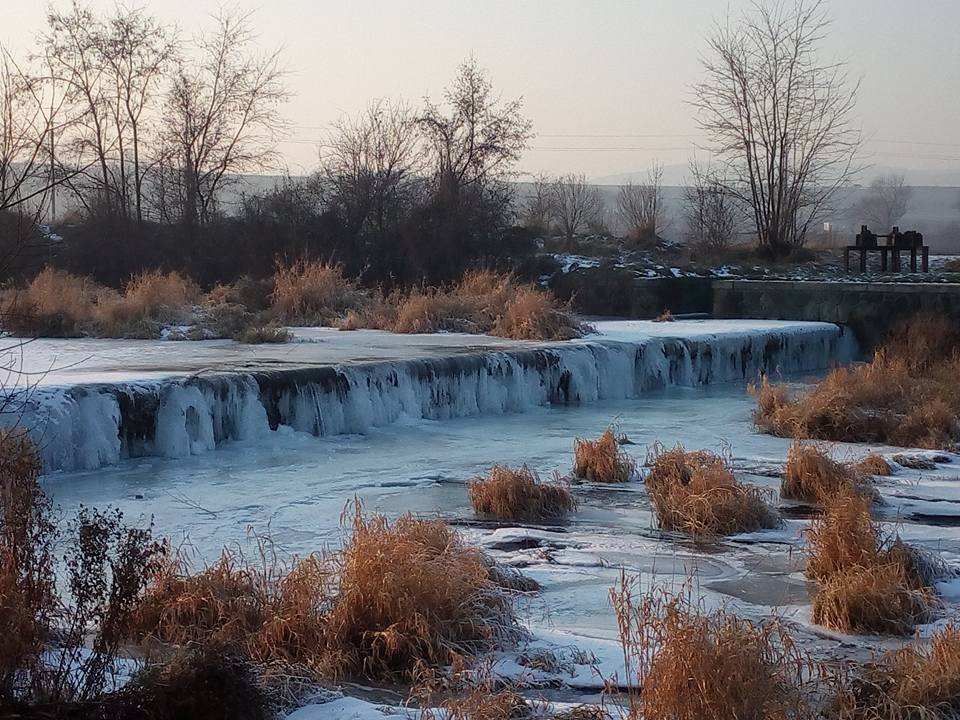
[618,162,668,245]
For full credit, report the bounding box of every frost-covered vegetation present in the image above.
[571,427,636,483]
[754,314,960,449]
[644,444,779,537]
[468,465,576,522]
[1,264,588,342]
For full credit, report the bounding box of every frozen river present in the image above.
[13,320,960,714]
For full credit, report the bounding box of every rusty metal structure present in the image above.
[844,225,929,273]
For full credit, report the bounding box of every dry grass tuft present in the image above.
[271,259,369,325]
[751,314,960,449]
[132,507,523,683]
[469,465,576,522]
[806,490,937,635]
[855,453,893,477]
[782,442,875,504]
[944,258,960,273]
[572,427,636,483]
[235,323,292,344]
[644,443,779,538]
[833,622,960,719]
[491,284,586,341]
[612,574,811,720]
[96,270,200,337]
[1,267,103,337]
[652,309,675,323]
[348,269,590,341]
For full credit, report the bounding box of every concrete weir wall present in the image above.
[713,280,960,348]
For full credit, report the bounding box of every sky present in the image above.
[4,0,960,182]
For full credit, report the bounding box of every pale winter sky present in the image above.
[4,0,960,182]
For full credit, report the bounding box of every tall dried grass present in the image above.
[833,622,960,719]
[271,259,369,325]
[806,490,936,635]
[96,270,200,337]
[611,574,811,720]
[855,453,892,477]
[468,465,576,522]
[132,507,523,683]
[782,442,876,504]
[752,315,960,449]
[350,269,589,341]
[645,444,779,538]
[572,427,636,483]
[1,267,103,337]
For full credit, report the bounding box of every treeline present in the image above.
[1,4,538,287]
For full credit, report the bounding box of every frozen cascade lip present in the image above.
[1,320,857,474]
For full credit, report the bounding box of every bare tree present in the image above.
[0,47,75,276]
[319,99,424,239]
[682,160,741,252]
[419,57,533,202]
[855,173,912,230]
[550,173,604,244]
[616,162,667,243]
[521,173,554,234]
[43,3,176,222]
[163,9,287,227]
[692,0,861,256]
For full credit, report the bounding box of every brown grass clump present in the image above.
[491,285,586,341]
[855,453,893,477]
[320,508,522,680]
[572,427,636,483]
[652,309,675,323]
[806,490,936,635]
[833,622,960,719]
[645,444,779,538]
[349,269,590,341]
[944,258,960,273]
[235,323,292,344]
[611,574,811,720]
[468,465,576,522]
[782,442,875,504]
[271,258,369,325]
[96,270,200,337]
[1,267,103,336]
[751,314,960,449]
[132,507,522,683]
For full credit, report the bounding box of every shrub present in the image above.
[1,267,103,337]
[96,270,201,338]
[652,309,674,323]
[806,490,936,635]
[349,269,589,341]
[0,430,166,708]
[132,508,523,683]
[572,427,636,483]
[751,315,960,449]
[833,622,960,719]
[130,540,329,669]
[468,465,576,521]
[645,444,779,538]
[271,259,368,325]
[207,276,273,312]
[235,323,292,344]
[611,574,810,720]
[0,430,54,700]
[115,650,271,720]
[855,453,892,477]
[781,442,875,504]
[390,287,480,334]
[320,507,523,681]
